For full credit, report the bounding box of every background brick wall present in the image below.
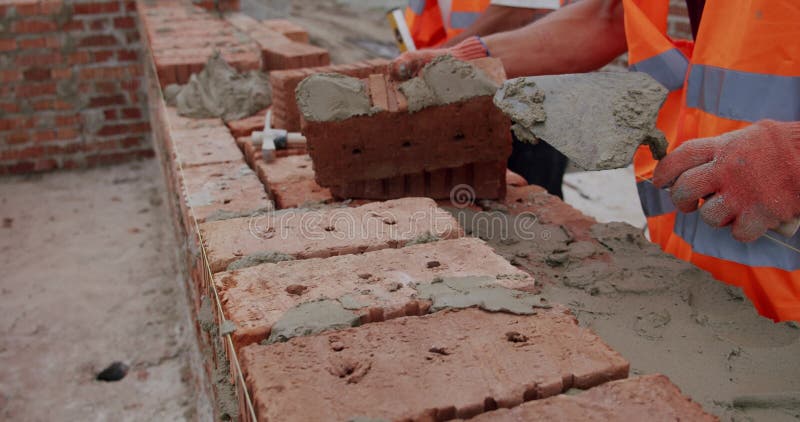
[0,0,151,175]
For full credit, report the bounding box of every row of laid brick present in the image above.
[136,0,261,87]
[224,12,329,72]
[135,6,715,419]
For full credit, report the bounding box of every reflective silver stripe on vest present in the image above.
[686,65,800,122]
[629,48,689,91]
[673,212,800,271]
[409,0,426,15]
[636,181,675,217]
[449,11,480,29]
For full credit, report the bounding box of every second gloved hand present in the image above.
[388,36,489,80]
[653,120,800,242]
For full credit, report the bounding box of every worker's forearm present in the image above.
[484,0,627,78]
[442,6,544,47]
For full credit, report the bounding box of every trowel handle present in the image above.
[775,217,800,239]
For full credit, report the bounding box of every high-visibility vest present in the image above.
[624,0,800,321]
[403,0,490,48]
[405,0,572,48]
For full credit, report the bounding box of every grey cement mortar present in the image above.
[167,52,271,122]
[415,275,550,314]
[493,72,668,170]
[199,296,239,421]
[204,206,274,223]
[448,205,800,421]
[265,299,362,344]
[405,231,441,246]
[225,251,295,271]
[295,73,376,122]
[399,55,499,112]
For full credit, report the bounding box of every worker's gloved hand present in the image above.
[388,36,490,80]
[653,120,800,242]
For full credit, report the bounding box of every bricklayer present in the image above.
[240,308,629,421]
[470,374,716,421]
[198,197,464,273]
[215,237,533,350]
[269,58,390,131]
[301,60,512,188]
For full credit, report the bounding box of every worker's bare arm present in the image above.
[442,6,546,47]
[484,0,626,77]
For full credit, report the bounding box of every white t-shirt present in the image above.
[489,0,560,9]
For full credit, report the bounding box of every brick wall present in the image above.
[667,0,692,40]
[0,0,151,175]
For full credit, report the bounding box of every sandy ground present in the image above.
[0,160,210,421]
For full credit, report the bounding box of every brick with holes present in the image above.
[299,58,511,199]
[239,307,629,421]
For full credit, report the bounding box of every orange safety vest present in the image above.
[405,0,573,48]
[624,0,800,321]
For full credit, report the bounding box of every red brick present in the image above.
[262,19,309,43]
[79,34,119,47]
[216,237,533,350]
[168,124,243,168]
[198,197,463,273]
[240,308,629,421]
[13,19,58,33]
[269,59,389,131]
[18,37,46,49]
[0,39,15,52]
[89,94,126,107]
[117,49,138,62]
[502,184,597,240]
[303,73,511,189]
[254,154,333,208]
[330,160,507,200]
[114,16,136,29]
[179,161,273,225]
[73,2,120,14]
[472,375,715,421]
[120,107,142,119]
[225,110,267,138]
[96,122,149,137]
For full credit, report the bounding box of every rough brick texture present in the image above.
[199,197,464,273]
[215,237,534,350]
[269,58,389,132]
[224,12,328,72]
[471,374,716,421]
[137,0,260,88]
[179,161,272,224]
[301,59,512,199]
[0,0,152,174]
[240,308,629,421]
[330,160,507,200]
[254,154,332,208]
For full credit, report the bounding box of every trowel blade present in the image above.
[493,72,669,171]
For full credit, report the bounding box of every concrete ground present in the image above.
[0,160,209,421]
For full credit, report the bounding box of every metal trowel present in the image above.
[493,71,800,239]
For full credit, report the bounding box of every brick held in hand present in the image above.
[299,58,512,189]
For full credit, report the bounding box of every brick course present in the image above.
[199,197,464,273]
[0,0,152,174]
[470,374,716,421]
[216,237,533,350]
[240,308,629,421]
